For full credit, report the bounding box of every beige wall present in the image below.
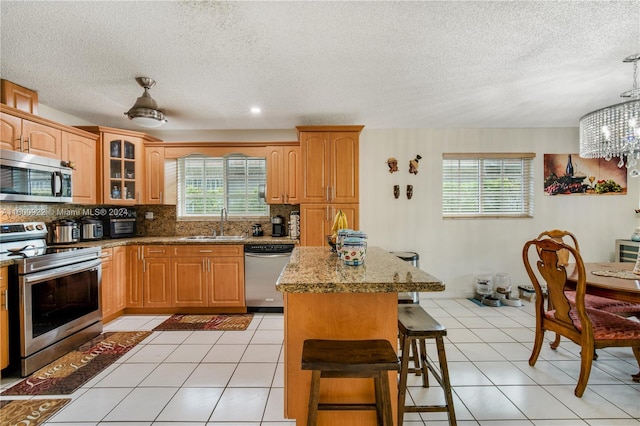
[359,128,638,297]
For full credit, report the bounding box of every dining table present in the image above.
[564,261,640,304]
[564,261,640,382]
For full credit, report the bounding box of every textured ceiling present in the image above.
[1,1,639,131]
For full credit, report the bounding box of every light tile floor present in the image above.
[1,298,639,425]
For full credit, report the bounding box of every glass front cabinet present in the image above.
[104,133,142,204]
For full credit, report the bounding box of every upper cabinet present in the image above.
[144,145,165,204]
[62,131,98,204]
[1,79,38,115]
[266,144,300,204]
[0,108,62,159]
[298,126,362,204]
[1,105,99,203]
[77,126,162,205]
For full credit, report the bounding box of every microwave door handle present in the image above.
[53,171,63,196]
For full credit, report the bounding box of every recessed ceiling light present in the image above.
[250,107,261,114]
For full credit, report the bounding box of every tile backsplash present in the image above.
[0,203,299,238]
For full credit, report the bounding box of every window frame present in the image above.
[442,152,535,219]
[177,154,268,220]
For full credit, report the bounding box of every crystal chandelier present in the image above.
[579,54,640,176]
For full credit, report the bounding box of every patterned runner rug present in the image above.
[0,398,71,425]
[153,313,254,331]
[1,331,151,396]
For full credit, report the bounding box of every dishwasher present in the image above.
[244,243,295,312]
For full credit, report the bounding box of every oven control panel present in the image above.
[0,222,48,241]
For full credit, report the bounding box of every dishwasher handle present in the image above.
[244,252,292,259]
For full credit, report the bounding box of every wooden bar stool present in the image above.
[398,304,456,426]
[301,339,399,426]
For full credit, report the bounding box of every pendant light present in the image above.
[124,77,167,128]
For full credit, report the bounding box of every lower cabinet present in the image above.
[172,245,245,308]
[300,204,359,246]
[100,246,127,321]
[142,246,172,308]
[1,266,8,370]
[126,244,245,309]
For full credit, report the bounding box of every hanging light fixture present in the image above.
[579,54,640,176]
[124,77,167,128]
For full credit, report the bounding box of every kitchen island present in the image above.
[276,246,444,426]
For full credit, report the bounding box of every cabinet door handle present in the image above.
[207,258,211,272]
[202,258,206,271]
[136,192,140,203]
[325,186,329,201]
[25,136,30,152]
[1,289,7,311]
[160,191,163,203]
[199,250,213,253]
[18,135,23,151]
[142,259,146,273]
[332,186,335,201]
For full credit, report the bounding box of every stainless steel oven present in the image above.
[1,222,102,376]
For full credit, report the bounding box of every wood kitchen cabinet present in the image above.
[0,106,62,159]
[101,248,115,319]
[125,244,245,311]
[61,131,98,204]
[300,204,359,246]
[1,106,99,203]
[1,79,39,114]
[100,246,126,322]
[298,126,362,246]
[0,266,9,370]
[298,126,361,204]
[127,246,144,308]
[172,245,245,308]
[142,246,172,308]
[266,144,300,204]
[76,126,162,205]
[144,145,165,204]
[209,257,245,307]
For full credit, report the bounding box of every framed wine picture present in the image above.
[543,153,627,195]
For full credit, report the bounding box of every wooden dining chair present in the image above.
[537,229,640,321]
[522,237,640,397]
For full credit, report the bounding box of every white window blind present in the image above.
[178,154,267,218]
[442,153,535,218]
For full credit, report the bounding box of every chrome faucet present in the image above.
[219,207,227,236]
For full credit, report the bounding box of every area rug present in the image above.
[1,331,151,396]
[0,398,71,425]
[153,313,253,331]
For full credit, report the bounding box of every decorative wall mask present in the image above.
[393,185,400,199]
[387,157,399,173]
[406,184,413,199]
[409,155,422,174]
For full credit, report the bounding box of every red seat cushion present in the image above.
[545,307,640,340]
[564,291,640,315]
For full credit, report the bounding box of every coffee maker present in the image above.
[271,215,286,237]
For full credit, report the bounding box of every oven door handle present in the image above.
[245,253,292,259]
[23,258,102,284]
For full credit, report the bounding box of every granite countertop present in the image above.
[276,246,444,294]
[0,236,298,267]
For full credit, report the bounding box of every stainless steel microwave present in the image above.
[0,149,73,203]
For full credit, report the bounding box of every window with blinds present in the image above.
[442,153,535,218]
[177,154,267,218]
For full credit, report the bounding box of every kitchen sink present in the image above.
[181,235,247,241]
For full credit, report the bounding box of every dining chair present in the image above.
[537,229,640,321]
[522,237,640,397]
